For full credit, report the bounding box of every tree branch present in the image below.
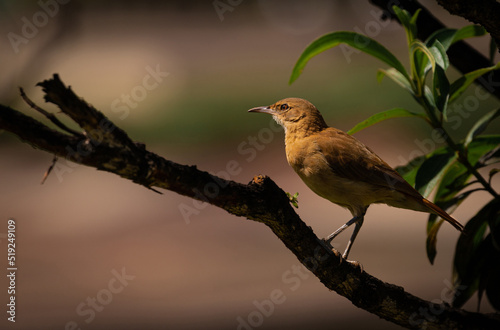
[436,0,500,48]
[369,0,500,100]
[1,75,499,329]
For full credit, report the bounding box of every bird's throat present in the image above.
[282,119,328,141]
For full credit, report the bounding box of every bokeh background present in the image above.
[0,1,498,329]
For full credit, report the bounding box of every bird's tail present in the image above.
[422,198,464,232]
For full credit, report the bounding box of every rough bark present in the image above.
[436,0,500,48]
[1,75,499,329]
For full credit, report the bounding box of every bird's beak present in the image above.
[248,106,275,115]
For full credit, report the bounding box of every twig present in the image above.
[40,155,58,184]
[19,87,83,138]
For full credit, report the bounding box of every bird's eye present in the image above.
[280,104,289,111]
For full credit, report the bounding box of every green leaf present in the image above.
[433,65,450,115]
[415,150,457,198]
[477,208,500,311]
[417,42,448,79]
[425,25,485,52]
[453,199,500,308]
[377,68,414,94]
[410,40,436,82]
[409,9,420,29]
[286,192,299,208]
[397,136,500,193]
[392,6,419,45]
[429,189,476,226]
[414,40,450,107]
[479,145,500,167]
[426,162,475,264]
[473,235,500,311]
[449,62,500,103]
[429,41,448,70]
[347,108,426,135]
[454,204,490,279]
[289,31,409,84]
[468,135,500,165]
[452,25,487,45]
[464,108,500,148]
[395,154,428,187]
[426,190,473,265]
[423,85,436,109]
[426,218,444,264]
[426,186,473,264]
[432,136,500,203]
[434,161,468,202]
[426,28,457,51]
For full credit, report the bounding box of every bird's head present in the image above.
[248,97,327,134]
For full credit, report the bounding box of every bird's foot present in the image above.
[344,259,364,273]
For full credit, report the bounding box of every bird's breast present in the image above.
[285,135,403,215]
[286,139,357,208]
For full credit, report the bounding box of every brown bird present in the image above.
[249,97,464,259]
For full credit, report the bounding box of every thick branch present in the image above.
[1,75,499,329]
[436,0,500,48]
[369,0,500,100]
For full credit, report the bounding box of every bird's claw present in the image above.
[344,259,364,273]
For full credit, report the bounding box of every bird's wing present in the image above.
[314,128,464,232]
[316,128,423,199]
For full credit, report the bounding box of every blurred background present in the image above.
[0,0,497,329]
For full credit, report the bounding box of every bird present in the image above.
[248,97,464,259]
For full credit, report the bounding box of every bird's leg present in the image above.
[342,216,364,259]
[323,215,364,259]
[324,216,360,244]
